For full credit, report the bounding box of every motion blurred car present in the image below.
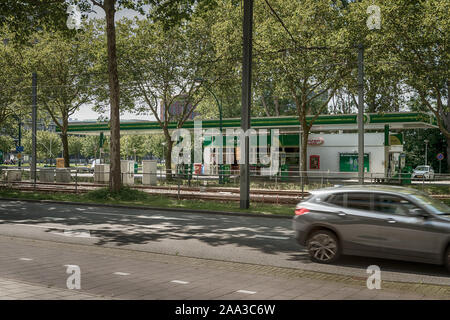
[412,165,435,180]
[292,185,450,272]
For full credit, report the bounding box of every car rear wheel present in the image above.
[445,247,450,272]
[306,230,340,264]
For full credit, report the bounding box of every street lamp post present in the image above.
[357,4,382,184]
[357,44,365,184]
[424,139,429,165]
[240,0,253,209]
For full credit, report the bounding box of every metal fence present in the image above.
[0,166,449,201]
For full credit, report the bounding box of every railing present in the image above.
[1,166,449,199]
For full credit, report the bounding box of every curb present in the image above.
[0,197,293,220]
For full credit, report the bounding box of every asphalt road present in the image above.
[0,200,448,286]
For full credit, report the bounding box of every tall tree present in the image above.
[23,28,95,167]
[1,0,214,191]
[0,29,28,129]
[254,0,351,180]
[347,0,450,168]
[23,130,62,162]
[116,16,219,178]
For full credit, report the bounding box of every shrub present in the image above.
[86,186,149,202]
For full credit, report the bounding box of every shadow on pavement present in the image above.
[0,200,449,279]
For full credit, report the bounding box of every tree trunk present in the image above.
[300,129,309,185]
[104,0,121,192]
[61,132,70,168]
[165,139,173,181]
[446,82,449,172]
[60,117,70,168]
[274,96,280,116]
[445,112,450,172]
[261,96,270,117]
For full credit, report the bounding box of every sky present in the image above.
[72,5,154,122]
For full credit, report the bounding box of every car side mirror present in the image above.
[409,208,428,218]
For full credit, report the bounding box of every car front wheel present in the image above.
[306,230,341,264]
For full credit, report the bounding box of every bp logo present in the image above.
[363,114,370,124]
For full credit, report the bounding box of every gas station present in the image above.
[58,112,438,184]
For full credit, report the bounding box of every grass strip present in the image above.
[0,187,294,217]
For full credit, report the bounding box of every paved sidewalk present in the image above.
[0,236,449,300]
[0,277,105,300]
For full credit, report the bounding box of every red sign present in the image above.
[307,138,324,145]
[310,155,320,169]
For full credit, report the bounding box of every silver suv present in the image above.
[292,185,450,271]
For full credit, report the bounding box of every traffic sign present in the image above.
[17,153,22,159]
[16,146,24,152]
[437,153,444,161]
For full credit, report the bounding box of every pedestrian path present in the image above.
[0,276,104,300]
[0,236,448,300]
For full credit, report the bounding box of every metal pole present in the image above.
[240,0,253,209]
[31,72,37,186]
[18,118,22,168]
[357,44,365,184]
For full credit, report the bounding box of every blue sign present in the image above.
[437,153,444,161]
[16,146,24,152]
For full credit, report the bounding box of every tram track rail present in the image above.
[1,181,449,205]
[1,181,305,204]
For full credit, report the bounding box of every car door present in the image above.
[330,192,393,256]
[372,193,441,262]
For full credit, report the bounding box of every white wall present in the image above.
[306,133,387,174]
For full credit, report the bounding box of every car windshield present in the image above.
[410,193,450,215]
[415,166,429,171]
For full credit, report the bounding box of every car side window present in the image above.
[346,193,372,211]
[374,194,417,216]
[325,193,345,207]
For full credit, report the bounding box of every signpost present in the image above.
[437,153,444,174]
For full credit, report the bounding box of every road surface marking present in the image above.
[141,225,170,229]
[254,235,290,240]
[113,272,130,276]
[19,258,33,261]
[61,230,93,238]
[13,223,66,229]
[236,290,256,294]
[50,231,97,238]
[137,215,189,221]
[82,211,189,221]
[171,280,189,285]
[13,224,96,238]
